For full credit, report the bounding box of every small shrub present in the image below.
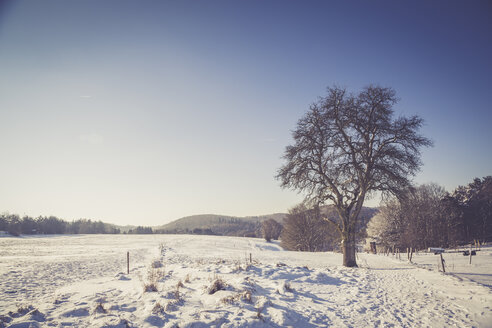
[151,302,165,314]
[232,259,253,273]
[144,266,164,292]
[220,295,236,305]
[18,305,33,314]
[240,290,252,303]
[176,280,184,289]
[173,289,181,300]
[93,302,107,314]
[220,290,252,305]
[207,278,227,294]
[163,289,180,300]
[184,274,191,283]
[149,267,164,281]
[144,283,158,292]
[284,282,294,292]
[9,305,33,318]
[232,260,243,272]
[243,276,255,285]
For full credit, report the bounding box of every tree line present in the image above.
[0,214,122,235]
[0,213,263,237]
[366,176,492,251]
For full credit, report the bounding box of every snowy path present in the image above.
[1,235,491,327]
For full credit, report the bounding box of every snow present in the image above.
[1,234,491,327]
[399,247,492,287]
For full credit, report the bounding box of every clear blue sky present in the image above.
[0,0,491,225]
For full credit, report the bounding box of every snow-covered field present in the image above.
[1,235,491,327]
[399,247,492,287]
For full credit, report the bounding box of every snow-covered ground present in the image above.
[393,246,492,287]
[1,235,491,327]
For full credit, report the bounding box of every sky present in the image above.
[0,0,491,226]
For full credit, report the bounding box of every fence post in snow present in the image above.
[440,253,446,273]
[250,253,252,264]
[127,251,130,274]
[469,244,473,265]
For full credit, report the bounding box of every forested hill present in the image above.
[154,213,287,237]
[154,207,377,237]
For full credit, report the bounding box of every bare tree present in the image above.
[280,204,339,252]
[402,183,447,249]
[262,218,283,242]
[366,200,401,251]
[367,183,451,250]
[277,85,431,267]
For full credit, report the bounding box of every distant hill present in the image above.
[155,206,377,237]
[154,213,287,237]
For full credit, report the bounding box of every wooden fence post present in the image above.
[127,251,130,274]
[469,244,473,265]
[440,253,446,273]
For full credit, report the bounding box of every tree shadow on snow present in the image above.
[453,272,492,277]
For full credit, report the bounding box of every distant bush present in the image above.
[280,204,340,252]
[261,219,282,242]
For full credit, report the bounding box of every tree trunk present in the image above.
[342,233,357,267]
